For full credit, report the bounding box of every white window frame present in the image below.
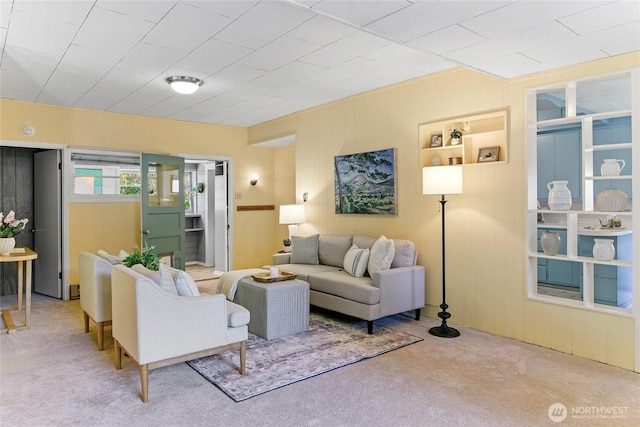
[67,148,141,203]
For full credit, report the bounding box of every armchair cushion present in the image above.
[226,301,251,327]
[172,269,200,297]
[96,249,121,265]
[131,264,178,296]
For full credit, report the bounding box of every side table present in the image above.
[234,277,309,340]
[1,247,38,334]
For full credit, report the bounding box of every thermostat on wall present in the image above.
[23,125,36,136]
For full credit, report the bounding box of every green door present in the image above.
[141,153,185,270]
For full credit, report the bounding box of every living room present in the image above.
[1,1,639,424]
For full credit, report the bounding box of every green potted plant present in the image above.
[450,128,463,146]
[122,244,160,271]
[283,238,292,253]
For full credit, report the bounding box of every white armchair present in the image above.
[110,265,249,402]
[79,252,113,351]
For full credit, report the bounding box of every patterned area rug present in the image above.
[187,311,422,402]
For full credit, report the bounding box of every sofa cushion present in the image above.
[368,235,395,273]
[343,244,369,278]
[275,263,341,282]
[318,234,353,267]
[307,271,379,305]
[391,239,417,268]
[131,264,178,296]
[291,234,319,265]
[353,235,376,251]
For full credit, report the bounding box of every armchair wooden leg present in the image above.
[97,322,105,351]
[114,339,122,370]
[415,308,421,320]
[83,311,89,333]
[239,341,246,375]
[140,364,149,403]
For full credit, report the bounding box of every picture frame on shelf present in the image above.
[478,146,500,163]
[430,134,443,148]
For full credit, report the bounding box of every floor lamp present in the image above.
[422,166,463,338]
[279,204,306,240]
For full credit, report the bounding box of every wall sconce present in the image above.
[250,174,259,185]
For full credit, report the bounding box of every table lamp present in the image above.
[279,204,306,239]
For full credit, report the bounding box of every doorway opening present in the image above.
[182,155,232,277]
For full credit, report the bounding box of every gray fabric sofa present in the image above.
[271,234,425,333]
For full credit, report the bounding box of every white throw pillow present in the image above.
[172,270,200,297]
[96,249,121,265]
[343,244,370,278]
[131,264,178,296]
[368,235,395,274]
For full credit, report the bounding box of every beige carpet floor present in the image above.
[1,293,639,426]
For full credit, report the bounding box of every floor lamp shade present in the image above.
[279,204,306,238]
[422,166,463,338]
[422,166,463,195]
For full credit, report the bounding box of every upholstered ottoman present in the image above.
[234,278,309,340]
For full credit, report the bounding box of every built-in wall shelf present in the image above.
[526,71,636,311]
[419,109,508,167]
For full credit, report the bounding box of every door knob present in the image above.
[144,230,151,235]
[31,228,42,233]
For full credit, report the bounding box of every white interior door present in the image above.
[33,150,62,298]
[204,161,229,272]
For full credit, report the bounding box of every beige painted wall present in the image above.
[249,54,640,371]
[1,100,278,283]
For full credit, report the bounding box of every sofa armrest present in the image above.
[371,266,425,317]
[272,253,291,265]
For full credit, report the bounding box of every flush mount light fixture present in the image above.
[165,76,203,94]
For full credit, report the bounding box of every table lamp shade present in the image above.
[279,204,306,224]
[422,166,463,195]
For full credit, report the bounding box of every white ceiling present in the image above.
[1,0,638,127]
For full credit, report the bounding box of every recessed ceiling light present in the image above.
[165,76,203,95]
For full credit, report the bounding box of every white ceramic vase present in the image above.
[547,181,572,211]
[592,239,615,261]
[540,232,561,256]
[0,237,16,256]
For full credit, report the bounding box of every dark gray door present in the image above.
[33,150,62,298]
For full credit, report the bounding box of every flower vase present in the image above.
[540,232,561,256]
[283,245,291,253]
[0,237,16,256]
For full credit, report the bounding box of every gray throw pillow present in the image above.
[291,234,319,265]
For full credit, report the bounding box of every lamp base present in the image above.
[429,324,460,338]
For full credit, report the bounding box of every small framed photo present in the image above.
[478,146,500,163]
[430,134,443,148]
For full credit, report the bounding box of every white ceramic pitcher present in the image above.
[601,159,625,176]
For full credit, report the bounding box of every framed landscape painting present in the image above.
[334,148,396,215]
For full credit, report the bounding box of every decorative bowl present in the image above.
[596,188,628,212]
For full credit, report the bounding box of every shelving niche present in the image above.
[526,71,636,311]
[419,110,507,167]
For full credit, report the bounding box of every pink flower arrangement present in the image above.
[0,211,29,238]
